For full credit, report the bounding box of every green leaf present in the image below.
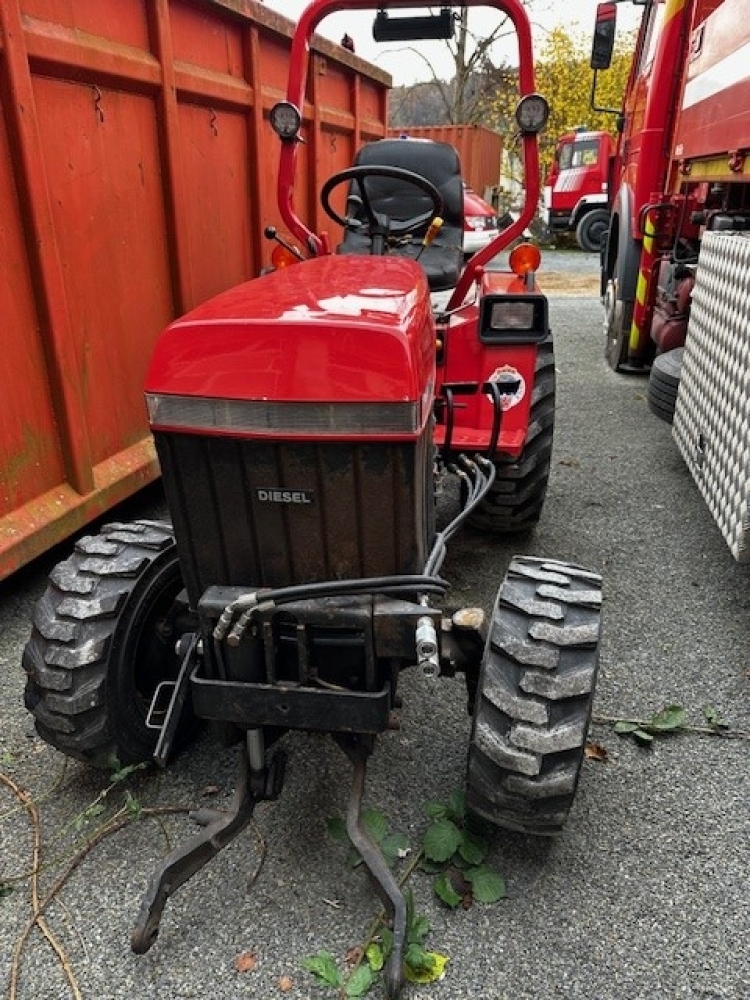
[74,802,105,831]
[614,720,640,734]
[303,951,342,988]
[326,815,349,843]
[365,943,385,972]
[703,704,729,729]
[457,830,487,867]
[404,951,449,985]
[124,790,142,819]
[405,943,436,976]
[425,801,448,821]
[362,808,389,844]
[345,964,375,997]
[379,926,394,959]
[447,790,465,823]
[0,883,13,900]
[381,831,410,866]
[465,866,507,904]
[109,760,144,783]
[434,873,462,908]
[647,704,685,732]
[419,857,446,874]
[423,819,463,863]
[632,728,654,746]
[407,913,431,946]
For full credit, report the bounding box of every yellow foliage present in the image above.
[487,24,636,180]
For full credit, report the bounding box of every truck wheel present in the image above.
[602,218,641,372]
[575,209,609,254]
[23,520,196,769]
[603,272,632,371]
[647,347,683,424]
[465,556,602,836]
[468,339,554,534]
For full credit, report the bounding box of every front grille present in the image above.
[155,431,434,605]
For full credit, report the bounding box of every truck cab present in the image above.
[543,129,613,251]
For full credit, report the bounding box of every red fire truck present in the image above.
[543,129,613,252]
[595,0,750,561]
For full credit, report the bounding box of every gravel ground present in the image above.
[1,253,749,1000]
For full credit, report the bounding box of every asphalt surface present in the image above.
[1,250,749,1000]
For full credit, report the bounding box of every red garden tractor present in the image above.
[22,2,602,995]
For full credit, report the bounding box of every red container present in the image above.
[0,0,389,580]
[387,124,503,199]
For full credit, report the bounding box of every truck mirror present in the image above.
[591,2,617,70]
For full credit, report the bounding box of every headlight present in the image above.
[514,93,550,135]
[479,294,549,345]
[270,101,302,141]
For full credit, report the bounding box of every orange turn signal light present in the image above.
[509,242,542,276]
[271,243,302,269]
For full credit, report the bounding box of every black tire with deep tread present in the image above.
[468,339,554,534]
[466,556,602,836]
[648,347,683,424]
[22,520,195,769]
[575,209,609,254]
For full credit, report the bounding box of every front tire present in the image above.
[469,338,554,534]
[23,520,196,769]
[465,556,602,836]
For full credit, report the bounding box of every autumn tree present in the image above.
[486,24,635,180]
[388,7,521,127]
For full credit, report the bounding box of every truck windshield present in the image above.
[560,138,600,170]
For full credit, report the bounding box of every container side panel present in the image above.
[32,76,173,467]
[178,103,251,306]
[0,102,65,513]
[22,0,151,51]
[169,0,245,78]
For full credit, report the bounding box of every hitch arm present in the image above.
[337,738,406,999]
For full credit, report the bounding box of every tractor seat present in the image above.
[337,138,464,292]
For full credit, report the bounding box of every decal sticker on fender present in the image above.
[256,488,314,505]
[487,365,526,410]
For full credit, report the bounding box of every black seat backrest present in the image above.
[337,138,465,291]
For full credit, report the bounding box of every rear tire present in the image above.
[575,209,609,254]
[466,556,602,836]
[468,339,554,534]
[23,520,196,769]
[648,347,683,424]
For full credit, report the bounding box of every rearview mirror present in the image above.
[591,2,617,70]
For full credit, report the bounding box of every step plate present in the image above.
[673,231,750,562]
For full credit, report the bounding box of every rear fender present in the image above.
[435,272,545,457]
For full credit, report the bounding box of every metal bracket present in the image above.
[149,632,198,768]
[130,732,285,954]
[335,736,405,999]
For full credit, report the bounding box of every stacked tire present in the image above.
[648,347,683,424]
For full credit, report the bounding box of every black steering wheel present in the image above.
[320,165,444,242]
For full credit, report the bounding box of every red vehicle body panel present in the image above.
[146,256,435,418]
[672,1,750,165]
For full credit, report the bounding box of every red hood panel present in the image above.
[145,256,435,404]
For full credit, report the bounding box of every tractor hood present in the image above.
[145,255,435,440]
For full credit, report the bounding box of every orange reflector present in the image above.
[509,242,541,276]
[271,244,301,269]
